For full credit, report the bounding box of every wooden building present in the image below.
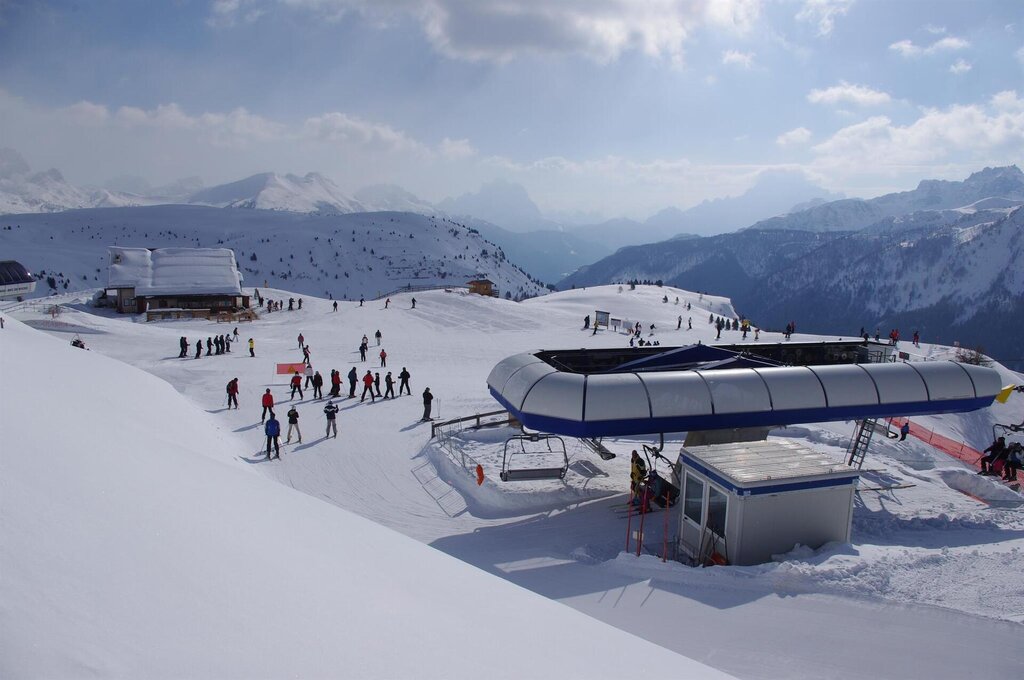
[467,278,497,297]
[107,247,248,315]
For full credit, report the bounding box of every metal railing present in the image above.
[431,409,517,473]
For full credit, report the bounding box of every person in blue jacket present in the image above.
[265,413,281,460]
[899,421,911,441]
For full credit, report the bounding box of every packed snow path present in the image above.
[12,284,1024,679]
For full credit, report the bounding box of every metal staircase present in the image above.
[580,438,617,460]
[846,418,877,469]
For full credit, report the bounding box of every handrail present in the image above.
[431,409,512,438]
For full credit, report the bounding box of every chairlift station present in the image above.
[486,341,1003,565]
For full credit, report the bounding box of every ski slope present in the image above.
[4,283,1023,679]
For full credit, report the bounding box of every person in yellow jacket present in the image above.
[629,450,647,505]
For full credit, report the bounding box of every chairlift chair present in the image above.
[499,432,569,482]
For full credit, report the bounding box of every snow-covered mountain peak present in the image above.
[188,171,366,214]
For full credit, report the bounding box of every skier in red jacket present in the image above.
[261,388,274,422]
[226,378,239,409]
[290,371,304,400]
[361,370,376,403]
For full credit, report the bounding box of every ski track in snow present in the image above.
[10,283,1024,679]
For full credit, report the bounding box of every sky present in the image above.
[0,0,1022,219]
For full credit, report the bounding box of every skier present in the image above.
[899,421,911,441]
[298,298,303,310]
[233,327,239,340]
[332,300,338,312]
[1003,442,1022,482]
[384,371,395,399]
[288,298,294,311]
[304,363,314,388]
[361,370,376,402]
[980,437,1007,475]
[399,367,411,396]
[312,370,324,400]
[688,317,692,330]
[248,338,255,357]
[359,296,364,307]
[348,367,358,398]
[421,387,433,421]
[330,369,341,397]
[629,450,647,505]
[385,298,390,309]
[285,406,301,444]
[225,335,231,353]
[324,400,339,438]
[375,329,382,346]
[179,336,188,358]
[290,371,304,400]
[265,413,281,460]
[677,315,681,330]
[359,342,367,362]
[913,330,920,347]
[261,388,275,422]
[298,333,304,349]
[195,339,202,359]
[411,298,416,309]
[584,314,590,330]
[302,345,311,365]
[206,337,213,356]
[226,378,239,410]
[374,372,382,397]
[379,348,387,367]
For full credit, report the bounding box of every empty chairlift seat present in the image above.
[499,433,569,482]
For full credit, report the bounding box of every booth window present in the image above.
[683,474,704,525]
[707,485,727,537]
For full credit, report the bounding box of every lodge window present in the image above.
[707,485,727,537]
[683,473,704,525]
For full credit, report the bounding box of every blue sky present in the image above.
[1,0,1022,218]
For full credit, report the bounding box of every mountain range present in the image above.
[560,165,1024,369]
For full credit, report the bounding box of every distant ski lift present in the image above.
[499,433,569,482]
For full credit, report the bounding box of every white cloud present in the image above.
[811,91,1024,169]
[301,112,426,153]
[704,0,762,34]
[438,137,476,160]
[924,24,946,35]
[776,127,812,146]
[889,35,970,57]
[61,101,111,126]
[721,49,755,68]
[807,81,891,107]
[949,58,972,75]
[795,0,853,37]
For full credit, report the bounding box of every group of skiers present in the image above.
[979,436,1023,481]
[180,329,241,359]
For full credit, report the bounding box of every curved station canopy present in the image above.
[487,344,1003,438]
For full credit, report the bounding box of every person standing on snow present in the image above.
[361,370,376,402]
[421,387,434,421]
[298,333,304,349]
[677,315,682,330]
[261,388,275,422]
[285,406,301,444]
[630,450,648,506]
[302,345,311,366]
[179,336,188,358]
[265,413,281,460]
[233,327,239,340]
[411,298,416,309]
[312,370,324,400]
[379,348,387,367]
[206,337,213,356]
[348,367,358,398]
[333,300,338,312]
[323,401,339,438]
[226,378,239,409]
[330,369,341,398]
[384,371,395,399]
[375,329,382,346]
[399,367,411,396]
[195,339,203,359]
[899,421,911,441]
[374,372,382,397]
[290,371,304,400]
[304,363,314,388]
[359,341,367,362]
[248,338,255,357]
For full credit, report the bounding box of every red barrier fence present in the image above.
[887,417,983,469]
[276,362,306,375]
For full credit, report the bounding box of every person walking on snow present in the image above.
[302,345,311,366]
[348,367,358,398]
[375,329,382,345]
[261,389,275,422]
[324,401,339,438]
[248,338,255,357]
[312,370,324,400]
[206,337,213,356]
[361,370,376,402]
[285,406,301,444]
[421,387,433,421]
[379,348,387,367]
[233,327,239,340]
[290,371,304,400]
[179,336,188,358]
[399,367,411,396]
[226,378,239,409]
[384,371,395,399]
[265,413,281,460]
[196,339,203,359]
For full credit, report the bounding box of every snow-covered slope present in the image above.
[354,183,436,214]
[0,205,546,301]
[188,171,368,214]
[0,315,723,678]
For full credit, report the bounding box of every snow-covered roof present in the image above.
[680,439,859,490]
[107,247,242,296]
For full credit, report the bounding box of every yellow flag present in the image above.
[995,385,1016,404]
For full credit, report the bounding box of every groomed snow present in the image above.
[4,283,1023,679]
[0,315,728,679]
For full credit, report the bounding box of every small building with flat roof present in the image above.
[676,439,859,566]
